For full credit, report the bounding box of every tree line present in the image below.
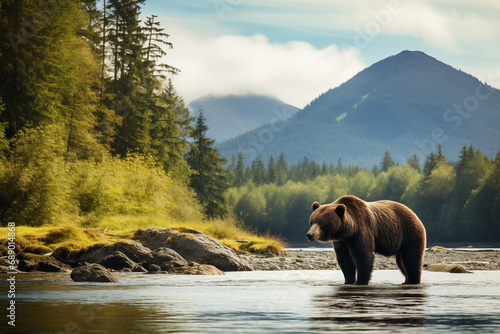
[226,146,500,244]
[0,0,229,226]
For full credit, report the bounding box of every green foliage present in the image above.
[0,125,74,226]
[0,98,8,157]
[0,124,204,227]
[407,153,421,173]
[0,0,279,253]
[228,147,500,243]
[187,110,230,218]
[234,191,267,229]
[70,154,203,225]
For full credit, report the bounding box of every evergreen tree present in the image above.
[225,155,236,186]
[234,152,246,187]
[442,145,491,240]
[186,110,230,218]
[276,152,288,186]
[321,162,328,175]
[150,81,193,180]
[454,145,489,206]
[267,156,277,184]
[423,144,446,178]
[251,154,267,185]
[336,158,344,174]
[309,159,321,180]
[463,151,500,240]
[380,150,395,172]
[407,153,421,173]
[0,0,110,158]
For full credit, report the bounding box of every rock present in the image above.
[135,228,253,271]
[169,262,225,275]
[427,246,449,252]
[0,265,11,273]
[425,263,471,273]
[71,264,119,282]
[18,256,72,273]
[139,247,188,271]
[77,240,152,264]
[148,264,161,272]
[132,264,148,273]
[98,251,137,271]
[146,264,168,274]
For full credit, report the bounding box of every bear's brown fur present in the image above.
[306,195,426,285]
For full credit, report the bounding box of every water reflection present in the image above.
[13,301,193,334]
[3,271,500,333]
[310,285,427,332]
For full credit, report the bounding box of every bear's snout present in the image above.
[306,224,320,241]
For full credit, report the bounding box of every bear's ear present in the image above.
[312,202,320,212]
[335,204,346,219]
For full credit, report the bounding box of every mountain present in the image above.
[188,94,299,143]
[216,51,500,167]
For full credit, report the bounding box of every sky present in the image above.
[142,0,500,108]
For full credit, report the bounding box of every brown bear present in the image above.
[306,195,426,285]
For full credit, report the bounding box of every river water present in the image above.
[2,270,500,333]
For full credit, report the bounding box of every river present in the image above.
[2,270,500,333]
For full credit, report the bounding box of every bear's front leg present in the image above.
[348,239,375,285]
[333,242,356,284]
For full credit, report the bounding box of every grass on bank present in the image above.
[0,217,286,259]
[0,130,285,258]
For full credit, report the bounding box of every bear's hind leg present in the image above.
[396,253,408,284]
[401,250,423,284]
[333,242,356,284]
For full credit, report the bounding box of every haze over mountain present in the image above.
[216,51,500,167]
[188,94,299,143]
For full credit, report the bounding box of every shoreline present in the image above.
[242,248,500,271]
[2,248,500,274]
[2,224,500,274]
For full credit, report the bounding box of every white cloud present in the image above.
[145,0,500,104]
[162,24,365,108]
[387,2,458,50]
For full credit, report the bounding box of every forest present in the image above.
[226,147,500,244]
[0,1,231,233]
[1,1,499,247]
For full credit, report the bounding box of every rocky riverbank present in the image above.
[242,247,500,271]
[2,226,499,280]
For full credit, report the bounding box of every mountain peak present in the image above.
[217,51,500,166]
[394,50,431,59]
[188,94,299,143]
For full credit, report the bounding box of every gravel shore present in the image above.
[242,247,500,271]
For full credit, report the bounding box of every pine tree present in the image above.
[252,154,267,185]
[407,153,421,173]
[336,158,344,174]
[380,150,395,172]
[186,110,230,218]
[267,156,277,184]
[0,0,109,158]
[234,152,246,187]
[150,81,193,180]
[423,144,446,178]
[276,152,288,186]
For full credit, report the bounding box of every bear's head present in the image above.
[306,201,346,242]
